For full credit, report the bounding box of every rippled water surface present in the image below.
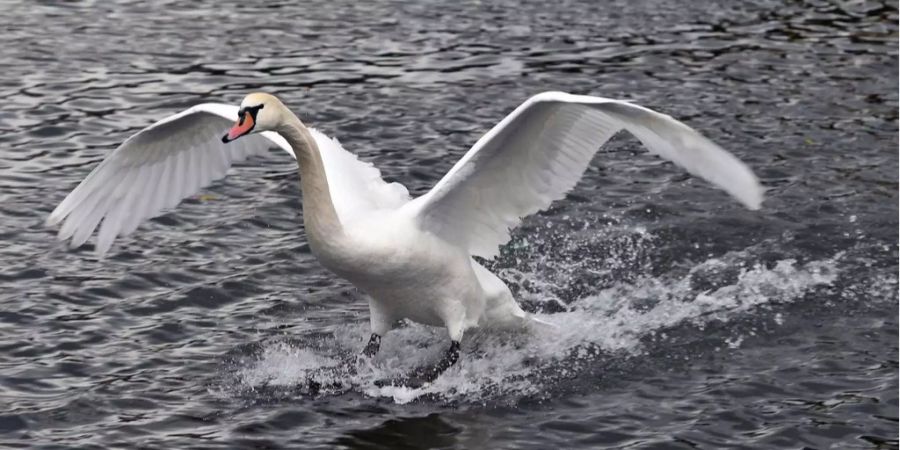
[1,0,897,448]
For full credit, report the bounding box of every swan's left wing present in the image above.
[404,91,763,259]
[47,103,293,255]
[48,102,409,255]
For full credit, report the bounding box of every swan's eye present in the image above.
[246,104,264,116]
[235,104,263,127]
[237,105,263,125]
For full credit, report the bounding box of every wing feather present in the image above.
[310,129,410,224]
[405,91,763,259]
[49,102,412,255]
[47,103,290,255]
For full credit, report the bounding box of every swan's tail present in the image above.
[526,314,559,332]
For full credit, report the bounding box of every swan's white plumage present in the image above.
[47,103,406,255]
[405,91,763,258]
[314,132,410,223]
[48,91,763,368]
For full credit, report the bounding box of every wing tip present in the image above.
[46,199,73,227]
[742,195,763,211]
[93,245,111,259]
[45,212,62,227]
[734,176,765,211]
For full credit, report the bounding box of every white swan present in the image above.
[48,91,763,384]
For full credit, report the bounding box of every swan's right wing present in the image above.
[47,103,293,255]
[405,91,763,259]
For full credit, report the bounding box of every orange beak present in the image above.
[222,112,255,143]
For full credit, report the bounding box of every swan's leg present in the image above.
[361,333,381,357]
[371,302,467,388]
[373,337,462,388]
[403,305,465,384]
[362,298,391,357]
[410,340,461,382]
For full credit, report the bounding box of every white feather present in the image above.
[48,103,405,255]
[404,91,764,258]
[313,130,410,224]
[48,91,765,372]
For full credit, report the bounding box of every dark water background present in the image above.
[1,0,897,448]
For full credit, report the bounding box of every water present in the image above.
[1,0,897,448]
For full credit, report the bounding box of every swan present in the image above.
[48,91,763,385]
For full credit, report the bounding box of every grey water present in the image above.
[1,0,897,448]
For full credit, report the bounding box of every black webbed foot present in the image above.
[375,341,460,388]
[361,333,381,358]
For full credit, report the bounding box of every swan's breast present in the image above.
[320,212,471,294]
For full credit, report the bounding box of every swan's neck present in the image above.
[277,115,344,251]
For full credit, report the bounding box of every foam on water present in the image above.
[224,227,843,404]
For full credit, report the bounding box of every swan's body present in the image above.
[48,91,763,383]
[320,209,527,337]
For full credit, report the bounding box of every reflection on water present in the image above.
[337,414,463,449]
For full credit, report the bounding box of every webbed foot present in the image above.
[375,341,460,388]
[361,333,381,358]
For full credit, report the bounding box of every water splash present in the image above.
[223,227,842,404]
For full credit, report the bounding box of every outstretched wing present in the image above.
[404,91,763,259]
[48,103,293,255]
[48,103,410,256]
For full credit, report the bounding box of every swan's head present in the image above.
[221,92,284,143]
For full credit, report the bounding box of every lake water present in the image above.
[0,0,897,448]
